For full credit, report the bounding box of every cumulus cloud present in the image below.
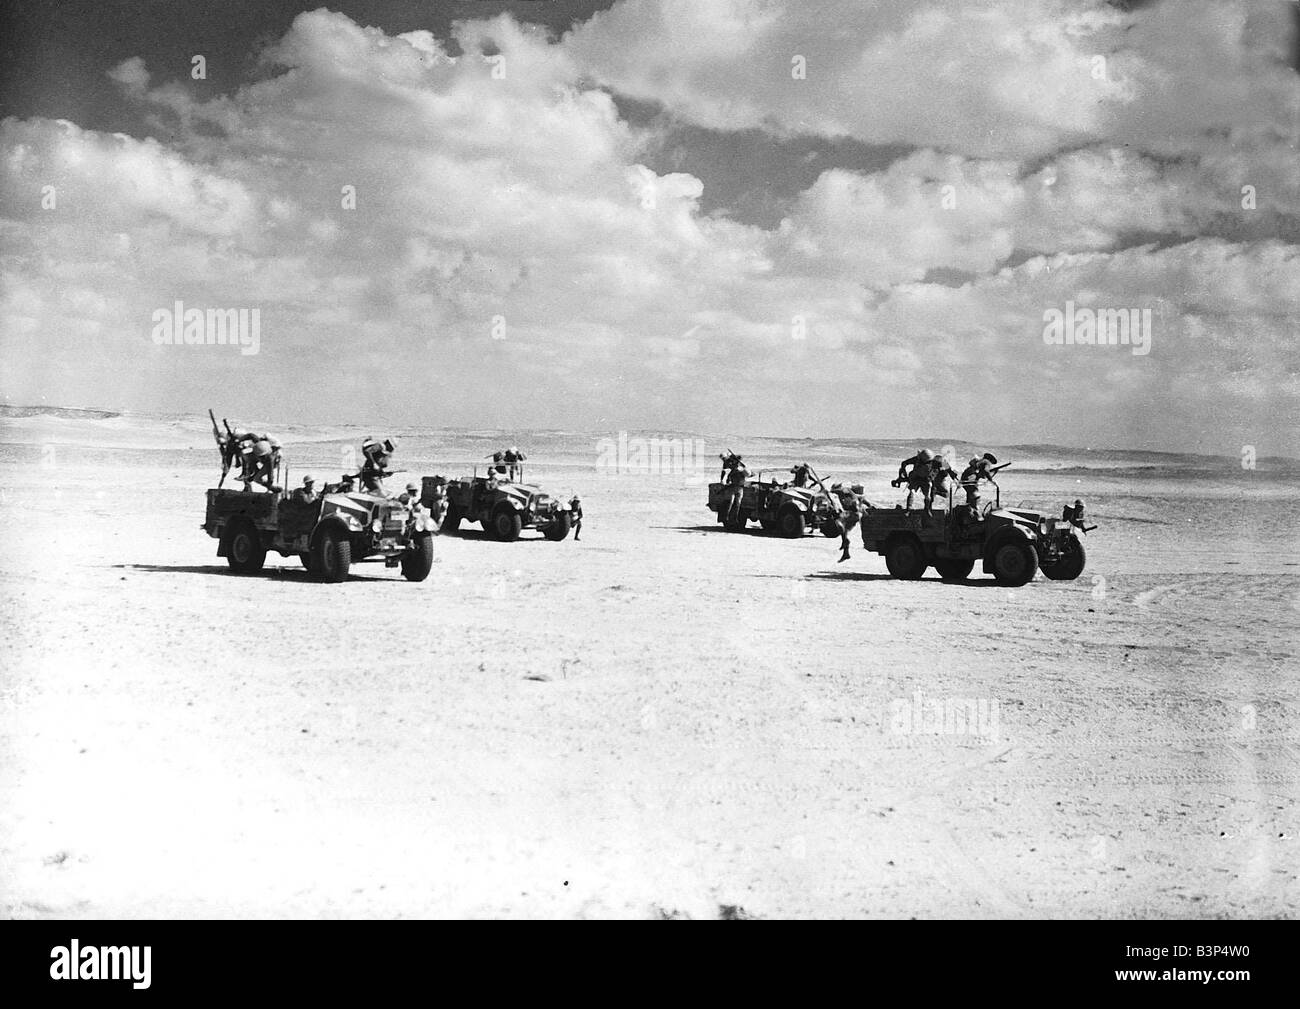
[0,4,1296,452]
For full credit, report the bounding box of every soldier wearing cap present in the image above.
[790,462,812,488]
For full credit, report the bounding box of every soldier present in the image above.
[959,452,1000,508]
[790,462,812,488]
[926,454,959,514]
[491,451,508,477]
[244,435,280,490]
[833,484,862,563]
[722,455,749,525]
[569,495,583,541]
[895,448,934,512]
[1063,498,1087,529]
[397,480,422,507]
[360,436,394,493]
[718,451,743,484]
[291,475,318,505]
[339,473,357,494]
[503,446,526,482]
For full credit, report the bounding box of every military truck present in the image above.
[436,463,572,542]
[202,413,436,582]
[858,474,1090,586]
[708,469,841,537]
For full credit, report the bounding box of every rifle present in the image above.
[210,409,232,487]
[806,465,843,516]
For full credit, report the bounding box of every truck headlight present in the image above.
[372,518,383,534]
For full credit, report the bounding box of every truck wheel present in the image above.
[312,528,352,583]
[441,505,462,535]
[299,552,315,573]
[991,538,1038,587]
[778,506,804,538]
[401,533,435,581]
[885,535,927,580]
[934,558,975,582]
[491,506,523,542]
[723,512,747,532]
[820,519,841,538]
[759,518,778,532]
[544,511,572,542]
[226,522,266,574]
[1042,537,1086,580]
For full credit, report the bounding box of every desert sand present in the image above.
[1,413,1297,919]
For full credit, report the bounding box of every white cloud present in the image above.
[0,4,1296,453]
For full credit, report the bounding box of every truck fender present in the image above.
[310,514,355,550]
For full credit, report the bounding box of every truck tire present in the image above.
[491,506,523,542]
[543,511,572,541]
[820,519,841,538]
[312,527,352,583]
[934,558,975,581]
[440,505,461,534]
[401,533,435,581]
[225,522,266,574]
[299,552,314,573]
[759,518,778,532]
[778,505,804,538]
[885,535,927,580]
[723,512,747,532]
[1041,537,1086,580]
[990,538,1038,587]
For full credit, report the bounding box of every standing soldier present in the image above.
[723,455,749,526]
[569,495,583,541]
[503,447,526,482]
[789,462,813,488]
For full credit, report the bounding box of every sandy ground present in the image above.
[1,434,1297,919]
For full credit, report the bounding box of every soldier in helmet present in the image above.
[926,453,959,513]
[503,446,526,482]
[959,452,999,509]
[291,474,318,505]
[243,435,280,490]
[569,494,583,541]
[896,448,935,513]
[360,436,394,493]
[789,462,813,488]
[491,451,508,477]
[397,480,421,507]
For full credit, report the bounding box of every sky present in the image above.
[1,0,1298,454]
